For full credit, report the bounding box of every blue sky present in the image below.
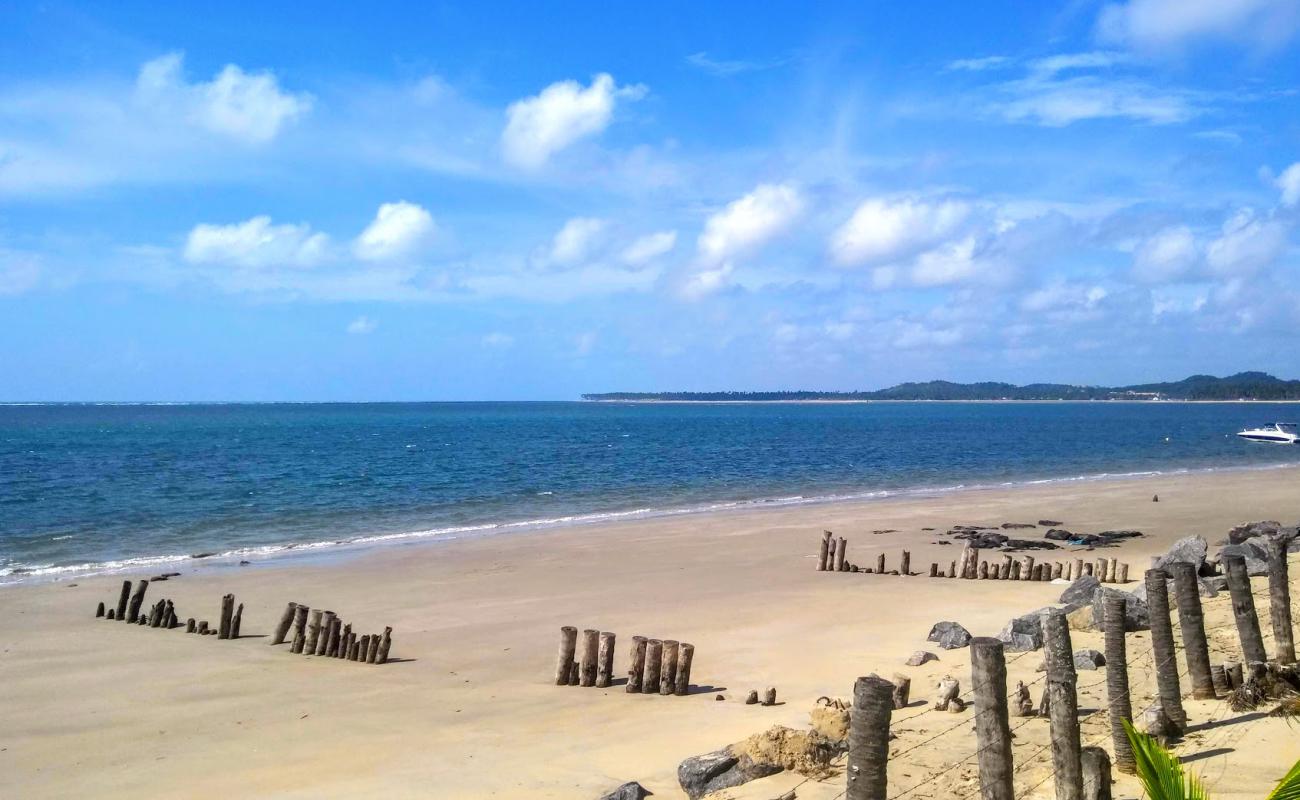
[2,0,1300,400]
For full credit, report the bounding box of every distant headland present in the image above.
[583,372,1300,402]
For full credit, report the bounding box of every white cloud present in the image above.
[830,198,970,266]
[946,55,1012,71]
[136,53,310,144]
[621,230,677,266]
[346,315,377,334]
[354,201,436,261]
[697,183,804,265]
[184,216,329,268]
[911,237,985,287]
[1276,162,1300,206]
[1097,0,1300,52]
[1205,209,1289,276]
[501,74,646,169]
[1021,281,1109,312]
[1029,51,1130,76]
[685,52,787,76]
[677,263,734,301]
[1132,225,1198,283]
[999,76,1197,126]
[892,322,965,349]
[482,332,515,348]
[546,217,606,266]
[0,252,42,295]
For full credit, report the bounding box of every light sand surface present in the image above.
[2,467,1298,799]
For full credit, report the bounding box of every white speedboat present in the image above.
[1236,422,1299,444]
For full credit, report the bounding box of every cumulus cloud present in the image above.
[501,74,646,169]
[546,217,607,266]
[346,315,377,334]
[911,237,989,287]
[1276,162,1300,206]
[677,262,734,301]
[1021,281,1109,313]
[184,216,329,268]
[621,230,678,266]
[1097,0,1300,53]
[697,183,804,265]
[354,201,436,261]
[830,197,970,266]
[136,53,311,144]
[1205,209,1289,276]
[1132,225,1198,283]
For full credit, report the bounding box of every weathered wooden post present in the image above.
[891,673,911,709]
[1021,556,1035,582]
[376,627,393,663]
[1264,534,1296,665]
[579,629,599,687]
[1167,562,1215,699]
[1010,561,1022,580]
[164,600,176,629]
[978,561,989,579]
[847,674,893,800]
[126,579,149,624]
[1001,554,1013,579]
[366,632,381,663]
[555,626,578,686]
[315,611,335,655]
[95,602,106,618]
[1073,558,1084,582]
[929,563,939,578]
[1032,564,1044,581]
[901,550,911,576]
[1116,563,1129,583]
[230,603,243,638]
[970,637,1015,800]
[948,560,956,578]
[596,631,616,688]
[828,537,839,570]
[1225,661,1243,689]
[1053,562,1063,580]
[218,594,235,639]
[1103,595,1136,774]
[1080,747,1113,800]
[304,609,324,655]
[115,580,131,621]
[819,531,831,571]
[644,640,663,694]
[1083,562,1093,577]
[197,620,209,634]
[626,636,647,693]
[1224,555,1268,664]
[763,687,777,705]
[186,618,196,633]
[876,553,886,574]
[1144,569,1186,729]
[1095,558,1108,583]
[660,640,680,695]
[1108,558,1119,585]
[289,604,310,653]
[338,624,352,659]
[1210,664,1229,696]
[838,538,849,572]
[675,643,694,695]
[271,602,297,645]
[324,616,340,656]
[1042,609,1083,800]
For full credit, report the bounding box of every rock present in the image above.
[1218,541,1271,576]
[677,748,782,800]
[906,650,938,666]
[1150,536,1208,575]
[934,676,961,710]
[1059,576,1101,610]
[715,694,725,702]
[810,704,850,742]
[1066,605,1095,631]
[598,782,651,800]
[997,608,1052,652]
[1002,522,1037,529]
[1201,576,1227,596]
[1039,520,1063,527]
[927,621,972,650]
[745,691,759,705]
[1073,649,1105,670]
[1044,529,1075,541]
[1227,521,1282,545]
[1090,588,1150,632]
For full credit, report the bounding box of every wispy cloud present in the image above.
[945,55,1013,72]
[685,51,788,76]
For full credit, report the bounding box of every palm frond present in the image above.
[1122,718,1209,800]
[1265,757,1300,800]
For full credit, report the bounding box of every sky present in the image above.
[2,0,1300,401]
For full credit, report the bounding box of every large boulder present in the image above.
[997,608,1053,652]
[1090,588,1149,632]
[1073,649,1105,670]
[677,747,781,800]
[1219,540,1272,577]
[1227,521,1283,545]
[927,621,972,650]
[1151,536,1208,575]
[1059,576,1101,610]
[598,782,651,800]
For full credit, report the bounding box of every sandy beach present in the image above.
[2,467,1298,799]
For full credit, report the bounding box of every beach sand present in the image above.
[2,467,1298,799]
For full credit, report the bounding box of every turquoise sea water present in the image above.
[2,401,1298,581]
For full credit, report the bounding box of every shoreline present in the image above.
[6,459,1299,587]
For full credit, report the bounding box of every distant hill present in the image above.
[582,372,1300,402]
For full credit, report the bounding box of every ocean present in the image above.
[2,401,1297,582]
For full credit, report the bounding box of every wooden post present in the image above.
[338,624,352,658]
[838,538,848,572]
[197,620,209,634]
[970,637,1015,800]
[304,609,323,654]
[763,687,777,706]
[1073,558,1084,581]
[1224,555,1267,664]
[376,627,393,664]
[355,635,369,662]
[1264,535,1296,664]
[828,537,839,570]
[315,611,335,655]
[149,600,163,627]
[1010,561,1022,580]
[126,579,149,624]
[1001,554,1013,578]
[218,594,235,639]
[554,626,577,685]
[891,673,911,709]
[116,580,131,621]
[1108,558,1119,585]
[1043,609,1083,800]
[675,643,694,695]
[1168,562,1215,699]
[1144,569,1186,729]
[271,602,297,645]
[1032,564,1044,581]
[1117,563,1129,583]
[579,629,599,687]
[1083,562,1093,577]
[1080,747,1113,800]
[96,602,105,618]
[348,637,360,661]
[978,562,989,579]
[1226,661,1243,689]
[106,609,115,620]
[1053,562,1063,580]
[626,636,647,693]
[1021,556,1035,582]
[967,545,981,579]
[1065,561,1073,581]
[164,600,176,629]
[1103,595,1136,774]
[366,631,381,663]
[1210,664,1229,696]
[1095,558,1108,583]
[947,561,956,578]
[596,631,616,688]
[847,674,893,800]
[644,640,663,694]
[660,640,680,695]
[229,603,242,638]
[186,618,196,633]
[325,616,340,656]
[929,563,939,578]
[818,531,831,571]
[876,553,886,574]
[289,604,310,654]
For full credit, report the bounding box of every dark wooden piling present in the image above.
[197,620,209,634]
[272,602,297,645]
[644,639,663,694]
[828,537,839,570]
[1108,559,1119,585]
[763,687,777,706]
[126,579,149,624]
[1168,562,1215,699]
[876,553,886,574]
[289,604,310,654]
[106,609,115,620]
[348,637,360,661]
[218,594,235,639]
[555,626,578,685]
[1226,661,1243,689]
[1043,609,1083,800]
[948,560,956,578]
[1116,563,1129,583]
[116,580,131,621]
[1264,535,1296,665]
[837,538,848,572]
[366,631,381,663]
[1032,564,1044,581]
[1144,569,1186,729]
[1021,556,1035,582]
[891,673,911,709]
[376,627,393,664]
[186,618,196,633]
[978,562,989,579]
[579,629,599,687]
[1011,561,1022,580]
[675,643,694,695]
[339,625,353,659]
[929,563,939,578]
[596,631,616,688]
[148,600,162,627]
[315,611,335,655]
[568,661,580,685]
[971,637,1015,800]
[900,550,911,576]
[1103,595,1135,774]
[659,640,680,694]
[1080,747,1113,800]
[96,602,105,618]
[819,531,831,571]
[304,609,324,654]
[1083,562,1093,577]
[356,635,369,662]
[163,600,176,629]
[1224,555,1267,664]
[1210,664,1229,696]
[626,636,647,693]
[325,616,340,656]
[1053,562,1064,580]
[846,674,893,800]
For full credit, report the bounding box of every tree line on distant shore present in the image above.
[582,372,1300,402]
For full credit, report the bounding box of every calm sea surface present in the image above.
[3,402,1298,581]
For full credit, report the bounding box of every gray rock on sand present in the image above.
[1090,587,1150,632]
[926,621,972,650]
[996,608,1053,652]
[1150,535,1208,575]
[1218,540,1272,577]
[1073,649,1105,670]
[677,748,781,800]
[906,650,938,666]
[599,781,652,800]
[1059,576,1101,610]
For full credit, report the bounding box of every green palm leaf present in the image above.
[1266,758,1300,800]
[1122,718,1209,800]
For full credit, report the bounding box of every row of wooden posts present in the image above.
[94,580,244,638]
[817,533,1131,583]
[269,601,393,664]
[554,627,696,695]
[841,545,1296,800]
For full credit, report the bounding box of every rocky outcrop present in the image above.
[1059,575,1101,610]
[1150,536,1208,575]
[598,782,651,800]
[950,530,1060,551]
[1090,587,1150,632]
[997,608,1052,652]
[927,621,972,650]
[677,748,781,800]
[1073,649,1105,670]
[1218,540,1272,577]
